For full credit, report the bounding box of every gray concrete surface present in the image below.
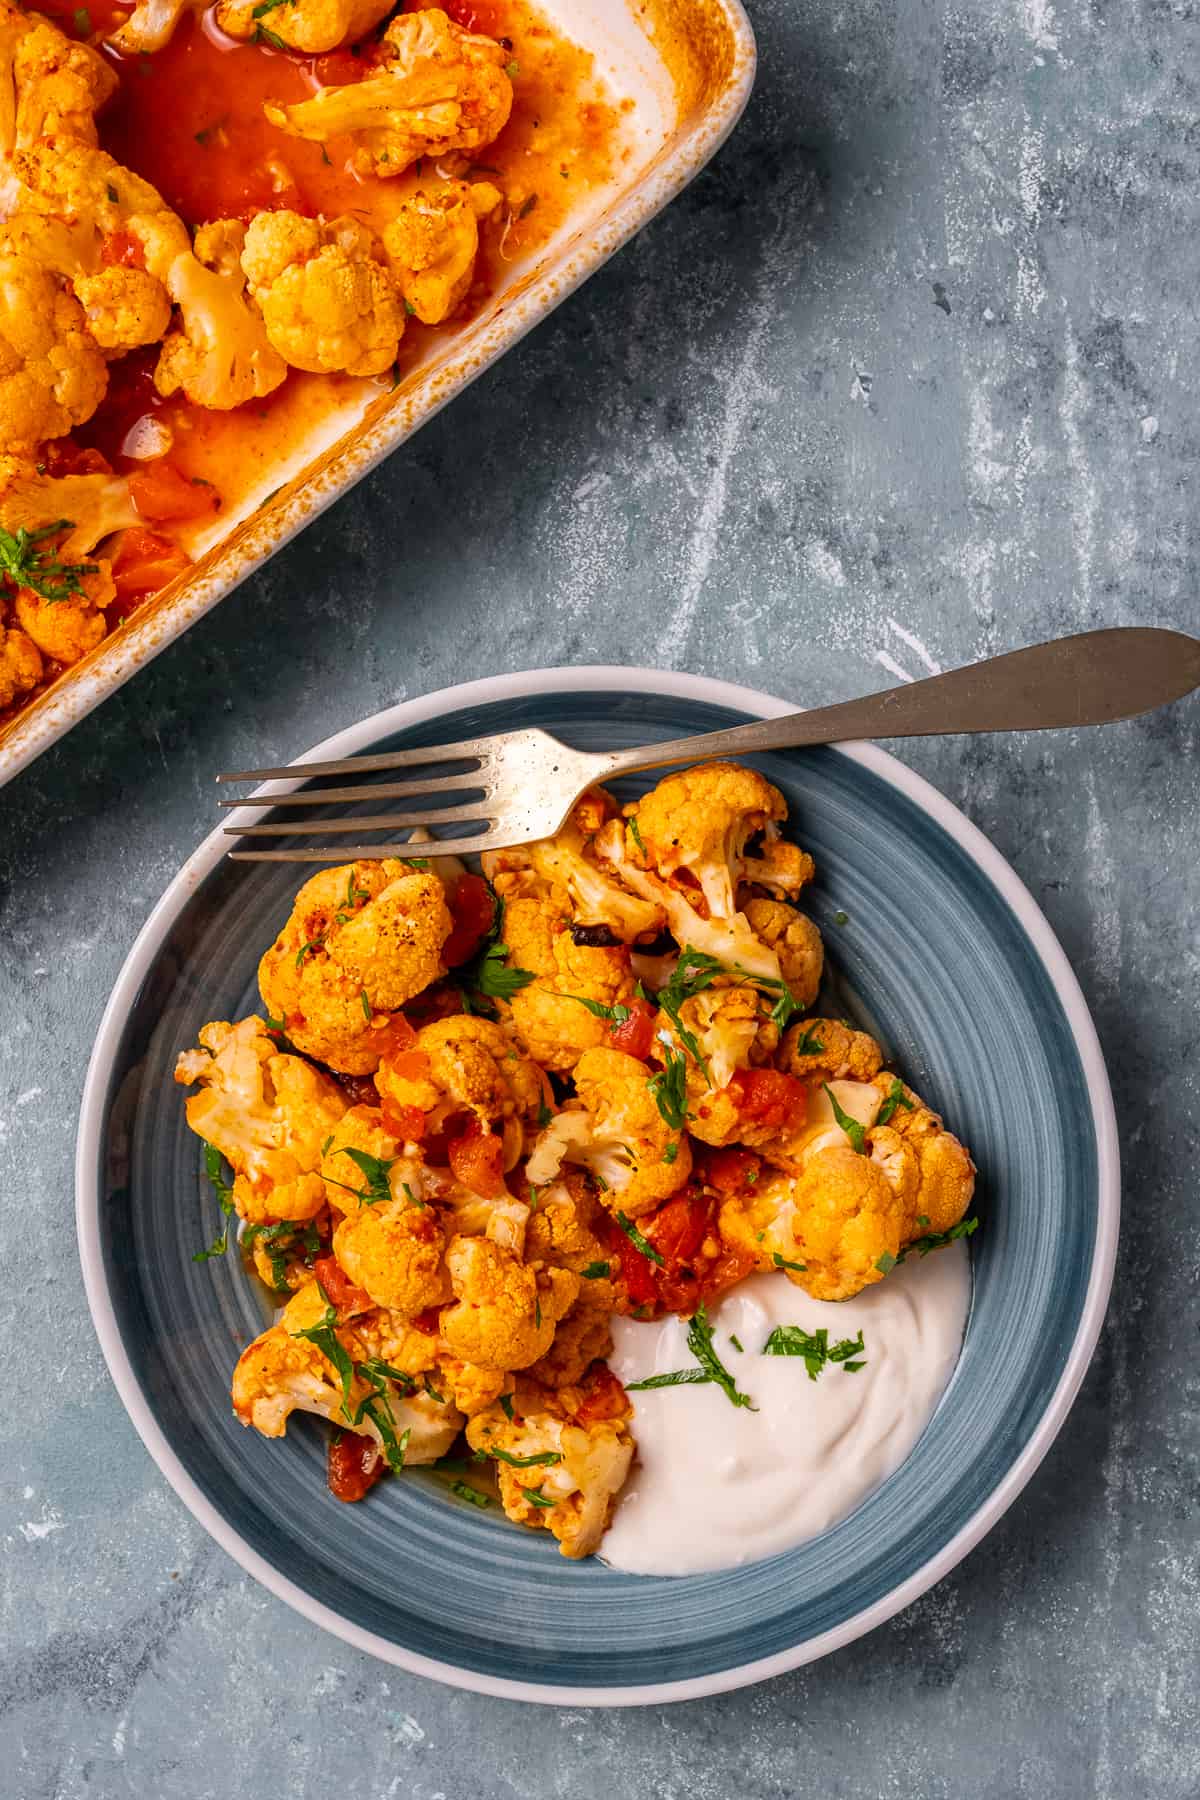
[2,0,1198,1792]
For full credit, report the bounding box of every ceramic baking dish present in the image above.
[0,0,754,788]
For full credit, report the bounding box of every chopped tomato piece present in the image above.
[328,1430,383,1503]
[447,1115,507,1198]
[108,527,191,601]
[441,872,496,968]
[572,1363,630,1426]
[644,1188,711,1268]
[411,1305,444,1335]
[607,997,656,1060]
[101,229,146,270]
[383,1049,431,1084]
[380,1099,426,1141]
[312,1255,372,1316]
[726,1067,809,1132]
[603,1215,658,1310]
[699,1146,763,1196]
[130,462,220,523]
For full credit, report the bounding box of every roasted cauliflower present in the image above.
[868,1071,976,1238]
[0,1,116,160]
[0,623,41,706]
[156,220,287,411]
[778,1017,884,1084]
[526,1046,692,1218]
[332,1188,451,1316]
[489,868,635,1070]
[440,1233,578,1371]
[375,1011,544,1136]
[259,859,452,1074]
[508,788,666,944]
[263,7,513,178]
[175,1015,349,1224]
[467,1369,634,1558]
[0,247,107,449]
[240,211,404,378]
[381,178,501,324]
[742,896,824,1011]
[216,0,392,53]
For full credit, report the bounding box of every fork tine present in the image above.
[216,771,487,809]
[216,739,492,784]
[228,835,493,864]
[227,804,489,838]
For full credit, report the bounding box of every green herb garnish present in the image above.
[192,1142,235,1260]
[823,1083,867,1154]
[874,1251,897,1274]
[581,1261,611,1280]
[898,1217,979,1261]
[647,1041,689,1130]
[626,814,646,856]
[295,934,325,968]
[554,992,631,1023]
[790,1024,826,1057]
[74,6,91,33]
[451,1480,491,1508]
[614,1209,664,1266]
[359,987,372,1020]
[325,1146,396,1207]
[772,1251,808,1272]
[0,521,96,603]
[524,1488,556,1508]
[498,1393,515,1421]
[254,21,289,47]
[763,1324,867,1380]
[484,1448,561,1469]
[291,1291,355,1416]
[876,1076,915,1126]
[625,1369,711,1391]
[687,1304,756,1409]
[729,1333,744,1353]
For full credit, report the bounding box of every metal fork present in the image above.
[218,627,1200,862]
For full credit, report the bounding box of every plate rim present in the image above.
[75,663,1120,1707]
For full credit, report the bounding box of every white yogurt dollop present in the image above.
[601,1247,971,1576]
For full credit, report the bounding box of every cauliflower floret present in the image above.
[175,1015,349,1224]
[868,1073,976,1238]
[332,1189,450,1316]
[659,984,783,1149]
[511,789,666,945]
[319,1103,417,1213]
[435,1354,509,1417]
[240,210,404,378]
[12,560,113,664]
[524,1171,612,1280]
[259,860,452,1074]
[13,140,191,286]
[0,623,41,706]
[216,0,391,52]
[0,456,138,562]
[489,868,635,1071]
[156,221,287,411]
[742,897,824,1010]
[381,178,500,324]
[106,0,204,54]
[789,1145,906,1300]
[0,1,116,160]
[778,1017,884,1084]
[264,6,513,178]
[467,1368,634,1558]
[527,1046,692,1219]
[526,1300,613,1388]
[630,763,793,919]
[375,1012,544,1140]
[1,210,171,356]
[232,1280,354,1437]
[440,1233,578,1371]
[0,249,107,450]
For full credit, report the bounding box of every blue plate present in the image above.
[76,669,1118,1704]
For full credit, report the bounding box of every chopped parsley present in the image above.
[626,814,646,857]
[192,1229,230,1264]
[874,1251,897,1274]
[504,57,519,76]
[324,1146,396,1207]
[423,1374,446,1405]
[254,20,289,46]
[790,1024,826,1057]
[581,1261,611,1280]
[614,1209,664,1266]
[898,1216,980,1261]
[823,1083,867,1154]
[686,1304,756,1409]
[729,1333,744,1353]
[483,1447,561,1469]
[524,1488,556,1508]
[763,1324,867,1380]
[625,1368,711,1392]
[451,1480,491,1508]
[536,1097,553,1129]
[498,1393,515,1422]
[834,910,849,927]
[647,1040,689,1130]
[555,993,630,1023]
[359,987,372,1021]
[772,1251,808,1273]
[252,0,294,13]
[295,934,326,968]
[291,1291,356,1417]
[0,521,96,603]
[518,192,538,220]
[876,1076,915,1127]
[74,6,91,33]
[192,1142,235,1261]
[456,891,534,1013]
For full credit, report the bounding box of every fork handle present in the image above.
[601,627,1200,775]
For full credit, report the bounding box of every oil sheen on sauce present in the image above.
[601,1248,971,1576]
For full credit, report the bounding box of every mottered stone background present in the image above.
[1,0,1197,1793]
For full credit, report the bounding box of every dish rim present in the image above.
[0,0,757,791]
[75,663,1120,1707]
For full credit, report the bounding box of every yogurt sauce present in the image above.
[601,1247,971,1576]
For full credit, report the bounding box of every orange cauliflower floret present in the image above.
[594,762,810,986]
[524,1171,613,1280]
[0,249,107,450]
[259,860,452,1074]
[787,1145,906,1301]
[319,1103,419,1213]
[106,0,204,54]
[868,1072,976,1239]
[381,179,501,324]
[0,1,116,159]
[742,897,824,1011]
[489,868,635,1071]
[13,140,191,287]
[12,561,114,665]
[376,1012,545,1150]
[2,210,172,356]
[0,625,41,706]
[215,0,391,53]
[240,211,404,378]
[526,1299,613,1388]
[525,1046,692,1219]
[659,984,783,1149]
[233,1281,463,1463]
[332,1190,450,1316]
[156,220,287,411]
[440,1234,578,1371]
[511,788,666,945]
[467,1370,634,1558]
[435,1354,509,1417]
[263,6,513,178]
[174,1015,349,1224]
[778,1017,884,1084]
